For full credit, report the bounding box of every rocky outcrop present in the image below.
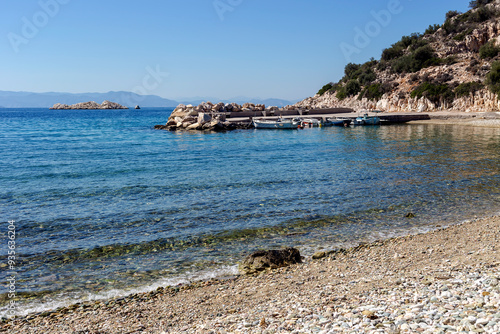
[295,66,500,114]
[50,101,128,110]
[295,1,500,113]
[156,101,274,132]
[239,248,302,275]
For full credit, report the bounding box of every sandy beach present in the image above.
[2,215,498,333]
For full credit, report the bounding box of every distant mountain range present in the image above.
[0,91,297,108]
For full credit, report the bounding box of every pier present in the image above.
[226,109,500,125]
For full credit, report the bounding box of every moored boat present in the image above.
[327,118,352,127]
[301,118,321,127]
[253,117,301,129]
[353,113,380,126]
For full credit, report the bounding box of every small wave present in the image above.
[0,265,238,319]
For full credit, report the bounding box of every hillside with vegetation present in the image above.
[296,0,500,112]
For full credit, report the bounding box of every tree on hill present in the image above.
[446,10,461,20]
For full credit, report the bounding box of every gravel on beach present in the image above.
[2,215,499,334]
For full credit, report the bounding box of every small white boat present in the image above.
[301,118,321,127]
[253,117,300,129]
[353,113,380,126]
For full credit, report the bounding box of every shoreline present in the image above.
[3,214,499,333]
[157,108,500,131]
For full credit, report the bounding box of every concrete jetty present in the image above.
[226,109,500,125]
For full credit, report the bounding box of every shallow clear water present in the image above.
[1,108,499,317]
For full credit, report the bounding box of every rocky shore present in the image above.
[50,100,128,110]
[3,215,498,333]
[154,102,300,132]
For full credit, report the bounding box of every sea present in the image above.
[1,107,500,318]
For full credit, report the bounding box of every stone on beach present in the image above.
[239,247,302,275]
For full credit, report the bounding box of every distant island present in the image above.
[0,90,296,109]
[50,101,128,110]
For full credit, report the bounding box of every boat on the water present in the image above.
[253,117,301,129]
[327,118,352,127]
[301,118,321,127]
[353,113,380,126]
[301,118,351,127]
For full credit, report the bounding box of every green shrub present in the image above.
[317,83,333,96]
[434,72,454,84]
[391,55,414,73]
[479,40,500,59]
[443,6,496,35]
[391,45,438,73]
[341,60,378,83]
[358,70,376,86]
[345,80,361,97]
[414,45,434,62]
[454,81,485,97]
[470,6,497,22]
[381,33,426,62]
[329,83,341,93]
[336,86,347,100]
[442,18,461,35]
[424,24,441,35]
[376,60,390,71]
[453,28,474,41]
[344,63,361,81]
[381,46,404,61]
[359,83,384,101]
[446,10,461,20]
[410,82,454,104]
[398,33,425,50]
[486,61,500,95]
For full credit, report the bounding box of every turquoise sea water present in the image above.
[1,108,500,317]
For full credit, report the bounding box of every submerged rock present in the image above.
[239,247,302,275]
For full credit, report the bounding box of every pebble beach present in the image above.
[2,215,499,333]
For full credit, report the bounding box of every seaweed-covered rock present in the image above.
[239,248,302,275]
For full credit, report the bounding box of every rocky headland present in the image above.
[296,0,500,113]
[50,100,128,110]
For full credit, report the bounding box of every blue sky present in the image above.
[1,0,471,101]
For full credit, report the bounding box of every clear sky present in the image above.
[0,0,471,101]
